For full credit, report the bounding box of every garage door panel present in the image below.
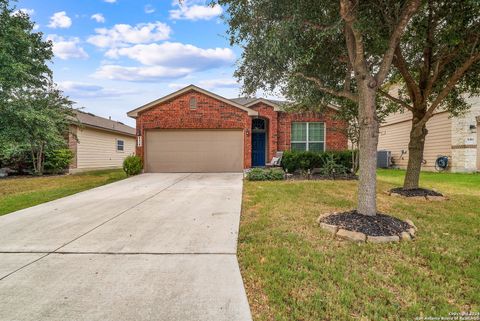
[145,130,243,173]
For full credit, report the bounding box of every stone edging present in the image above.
[385,191,448,201]
[317,214,417,243]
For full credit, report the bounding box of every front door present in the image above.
[252,132,266,167]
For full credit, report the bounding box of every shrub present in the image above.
[246,168,285,181]
[123,155,143,176]
[318,153,348,176]
[44,149,74,174]
[281,150,353,173]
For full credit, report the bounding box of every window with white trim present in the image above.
[116,139,124,152]
[291,122,325,152]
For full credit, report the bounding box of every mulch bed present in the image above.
[287,173,358,181]
[390,187,443,197]
[320,210,410,237]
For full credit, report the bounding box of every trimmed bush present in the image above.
[44,149,74,174]
[281,150,353,173]
[123,155,143,176]
[246,168,285,181]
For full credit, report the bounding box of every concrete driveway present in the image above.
[0,173,252,321]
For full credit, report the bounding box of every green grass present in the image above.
[0,169,127,216]
[240,169,480,320]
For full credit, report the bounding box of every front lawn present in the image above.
[240,169,480,320]
[0,169,127,216]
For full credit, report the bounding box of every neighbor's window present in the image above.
[117,139,124,152]
[291,122,325,152]
[189,97,197,109]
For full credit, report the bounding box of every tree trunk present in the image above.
[357,83,379,216]
[403,119,428,189]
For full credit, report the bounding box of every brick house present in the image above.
[127,85,347,172]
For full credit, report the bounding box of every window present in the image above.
[116,139,124,152]
[189,97,197,109]
[291,122,325,152]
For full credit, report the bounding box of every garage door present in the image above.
[145,129,244,172]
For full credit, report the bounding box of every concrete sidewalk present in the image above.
[0,173,252,321]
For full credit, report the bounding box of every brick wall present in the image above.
[277,109,348,151]
[135,90,252,168]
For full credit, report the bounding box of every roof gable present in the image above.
[127,85,258,118]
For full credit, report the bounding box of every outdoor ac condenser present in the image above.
[377,150,391,168]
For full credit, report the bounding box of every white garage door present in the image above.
[145,129,244,173]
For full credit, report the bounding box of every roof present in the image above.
[74,110,136,136]
[127,85,258,118]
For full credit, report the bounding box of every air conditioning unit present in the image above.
[377,150,391,168]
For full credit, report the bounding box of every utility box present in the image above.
[377,150,391,168]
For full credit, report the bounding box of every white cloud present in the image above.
[12,8,35,16]
[198,78,238,89]
[170,1,222,21]
[144,4,155,14]
[91,13,105,23]
[168,79,238,90]
[47,35,88,60]
[94,42,235,81]
[104,0,116,3]
[48,11,72,29]
[105,42,235,67]
[93,65,193,81]
[58,81,135,98]
[87,22,171,48]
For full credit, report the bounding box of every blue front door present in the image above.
[252,132,266,167]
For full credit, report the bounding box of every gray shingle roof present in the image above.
[74,110,136,136]
[229,97,287,107]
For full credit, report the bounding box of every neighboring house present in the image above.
[377,97,480,172]
[127,85,347,173]
[68,110,136,173]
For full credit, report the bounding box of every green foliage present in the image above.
[123,155,143,176]
[44,149,74,174]
[0,0,53,103]
[0,0,72,176]
[246,168,285,181]
[281,150,353,174]
[317,153,348,176]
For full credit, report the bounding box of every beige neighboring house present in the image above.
[68,110,136,173]
[378,97,480,172]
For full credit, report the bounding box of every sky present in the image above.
[13,0,276,126]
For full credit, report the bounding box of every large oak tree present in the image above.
[217,0,421,216]
[380,0,480,189]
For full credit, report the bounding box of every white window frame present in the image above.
[291,122,326,152]
[116,139,125,152]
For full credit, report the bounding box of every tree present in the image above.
[2,83,75,175]
[0,0,52,103]
[0,0,75,175]
[379,0,480,189]
[217,0,421,216]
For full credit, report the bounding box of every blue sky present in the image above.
[13,0,271,126]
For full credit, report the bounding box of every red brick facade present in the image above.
[277,109,348,151]
[136,90,253,168]
[134,89,347,169]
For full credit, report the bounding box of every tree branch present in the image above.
[393,45,422,104]
[378,89,414,111]
[420,52,480,126]
[295,72,358,102]
[375,0,422,85]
